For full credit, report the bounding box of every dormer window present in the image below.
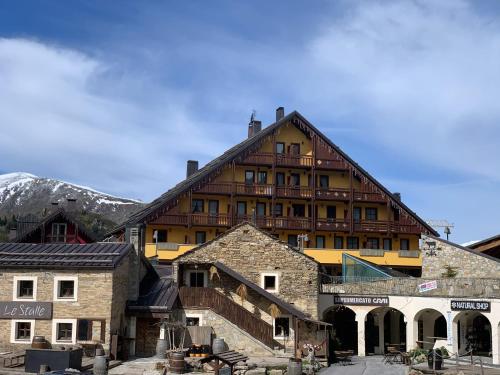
[51,223,67,243]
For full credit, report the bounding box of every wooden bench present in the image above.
[200,350,248,375]
[2,351,25,368]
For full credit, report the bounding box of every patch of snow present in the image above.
[96,198,136,205]
[461,240,479,247]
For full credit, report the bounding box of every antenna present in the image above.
[426,219,455,240]
[250,110,256,123]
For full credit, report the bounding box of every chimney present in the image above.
[248,120,262,138]
[393,192,401,201]
[66,198,77,212]
[276,107,285,121]
[186,160,199,178]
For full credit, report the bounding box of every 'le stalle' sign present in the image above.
[0,301,53,320]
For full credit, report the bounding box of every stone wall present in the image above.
[177,309,276,357]
[421,235,500,278]
[174,223,319,319]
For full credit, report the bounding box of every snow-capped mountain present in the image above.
[0,172,144,224]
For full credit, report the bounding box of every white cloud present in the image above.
[302,0,500,180]
[0,38,229,201]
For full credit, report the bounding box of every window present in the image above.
[400,239,410,250]
[319,175,329,188]
[383,238,392,251]
[192,199,204,213]
[185,313,203,327]
[288,235,298,248]
[365,208,378,221]
[11,320,34,343]
[155,229,167,243]
[273,203,283,217]
[290,173,300,186]
[316,236,325,249]
[187,270,207,287]
[257,171,267,184]
[353,207,361,222]
[13,276,37,301]
[292,204,305,217]
[237,201,247,216]
[393,208,400,221]
[334,236,344,249]
[256,202,266,217]
[347,236,359,249]
[77,320,92,341]
[245,170,255,185]
[366,238,379,249]
[261,273,279,293]
[54,276,78,302]
[276,142,285,154]
[51,223,67,242]
[290,143,300,156]
[274,316,291,338]
[326,206,336,220]
[52,319,76,344]
[276,172,285,186]
[195,231,206,244]
[208,200,219,215]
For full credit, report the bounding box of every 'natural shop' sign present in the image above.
[451,300,490,312]
[333,295,389,306]
[0,301,53,320]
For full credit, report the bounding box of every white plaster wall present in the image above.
[319,294,500,364]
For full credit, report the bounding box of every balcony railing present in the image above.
[315,218,350,232]
[316,188,350,201]
[315,158,348,170]
[240,152,313,168]
[353,191,385,203]
[276,186,313,199]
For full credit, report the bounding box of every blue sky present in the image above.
[0,0,499,243]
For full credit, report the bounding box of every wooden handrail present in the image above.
[178,287,276,348]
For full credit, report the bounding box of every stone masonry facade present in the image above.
[174,223,319,319]
[0,251,139,352]
[421,235,500,278]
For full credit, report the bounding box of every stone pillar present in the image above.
[452,317,459,355]
[406,316,416,352]
[355,311,367,357]
[492,323,499,365]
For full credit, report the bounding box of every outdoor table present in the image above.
[200,350,248,375]
[334,350,353,365]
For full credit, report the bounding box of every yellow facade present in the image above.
[142,119,425,271]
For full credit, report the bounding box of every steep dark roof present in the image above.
[426,234,500,264]
[15,208,97,243]
[128,277,178,313]
[0,242,132,269]
[110,111,436,235]
[467,234,500,250]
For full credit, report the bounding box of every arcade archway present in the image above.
[365,307,406,355]
[454,312,492,357]
[324,306,358,353]
[414,309,447,350]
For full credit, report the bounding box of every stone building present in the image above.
[0,242,144,355]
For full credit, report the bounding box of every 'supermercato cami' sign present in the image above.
[333,295,389,306]
[450,300,490,312]
[0,302,53,320]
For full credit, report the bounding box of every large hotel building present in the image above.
[112,108,437,276]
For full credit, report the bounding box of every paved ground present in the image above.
[320,356,406,375]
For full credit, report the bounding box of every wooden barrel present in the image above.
[169,352,185,374]
[156,338,168,359]
[287,358,302,375]
[31,336,49,349]
[212,338,225,354]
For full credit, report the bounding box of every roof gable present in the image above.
[113,111,436,235]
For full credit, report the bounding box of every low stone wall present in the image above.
[321,277,500,298]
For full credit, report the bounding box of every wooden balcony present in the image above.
[235,184,273,197]
[276,186,313,199]
[240,152,274,165]
[316,188,350,201]
[353,190,385,203]
[150,213,230,227]
[315,158,348,170]
[316,218,350,232]
[240,152,313,168]
[274,217,311,230]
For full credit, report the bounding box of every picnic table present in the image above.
[199,350,248,375]
[1,351,25,368]
[334,350,353,365]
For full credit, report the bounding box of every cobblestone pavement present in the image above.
[319,356,406,375]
